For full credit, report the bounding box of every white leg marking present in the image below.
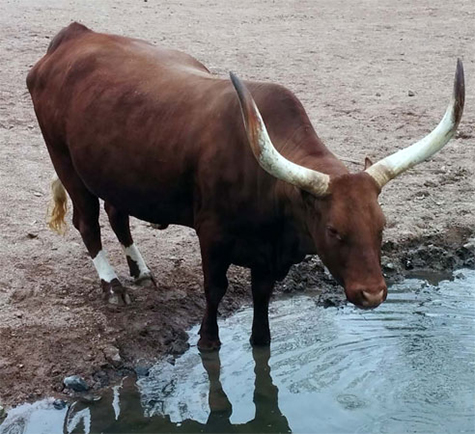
[92,250,118,284]
[123,243,151,279]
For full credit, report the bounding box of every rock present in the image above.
[463,238,475,251]
[63,375,89,392]
[27,233,38,239]
[103,346,122,367]
[53,399,67,410]
[408,90,415,97]
[134,365,150,378]
[382,257,396,271]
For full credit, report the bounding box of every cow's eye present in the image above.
[327,226,342,241]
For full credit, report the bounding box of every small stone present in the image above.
[463,238,475,251]
[18,364,24,369]
[134,365,150,377]
[383,262,396,271]
[408,90,415,97]
[53,399,67,410]
[27,233,38,239]
[375,92,381,97]
[63,375,89,392]
[15,312,23,318]
[33,192,43,197]
[103,346,122,367]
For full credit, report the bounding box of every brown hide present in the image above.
[27,23,387,317]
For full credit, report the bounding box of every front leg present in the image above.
[250,269,275,346]
[198,233,231,351]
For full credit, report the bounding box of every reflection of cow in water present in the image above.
[64,348,290,433]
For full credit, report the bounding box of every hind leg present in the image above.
[51,157,130,304]
[104,202,155,285]
[70,192,130,305]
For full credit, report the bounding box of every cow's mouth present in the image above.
[345,287,387,309]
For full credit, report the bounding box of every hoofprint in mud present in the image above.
[27,22,464,352]
[0,0,473,409]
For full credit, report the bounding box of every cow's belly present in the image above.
[69,143,196,227]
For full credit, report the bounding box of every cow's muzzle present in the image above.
[346,282,387,309]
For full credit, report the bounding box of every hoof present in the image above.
[198,337,221,352]
[134,272,157,287]
[102,279,131,306]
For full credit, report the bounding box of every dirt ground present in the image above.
[0,0,474,409]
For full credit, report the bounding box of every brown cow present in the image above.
[27,23,465,350]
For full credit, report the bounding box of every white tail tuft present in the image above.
[48,174,68,235]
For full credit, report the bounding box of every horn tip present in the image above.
[453,58,465,125]
[229,71,244,96]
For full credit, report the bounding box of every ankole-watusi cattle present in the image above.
[27,23,465,350]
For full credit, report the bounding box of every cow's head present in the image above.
[231,60,465,309]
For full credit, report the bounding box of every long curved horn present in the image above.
[366,59,465,188]
[230,73,330,196]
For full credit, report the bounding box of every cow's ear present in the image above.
[364,157,373,170]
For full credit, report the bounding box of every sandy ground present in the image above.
[0,0,474,408]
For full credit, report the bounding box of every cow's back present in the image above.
[27,24,259,228]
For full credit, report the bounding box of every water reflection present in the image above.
[77,347,289,433]
[0,348,289,434]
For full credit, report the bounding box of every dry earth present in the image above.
[0,0,474,408]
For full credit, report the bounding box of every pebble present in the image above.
[63,375,89,392]
[103,345,122,367]
[134,365,150,377]
[408,90,415,97]
[52,399,67,410]
[463,238,475,251]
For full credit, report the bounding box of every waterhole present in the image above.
[1,269,474,433]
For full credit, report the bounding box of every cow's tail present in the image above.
[48,173,68,235]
